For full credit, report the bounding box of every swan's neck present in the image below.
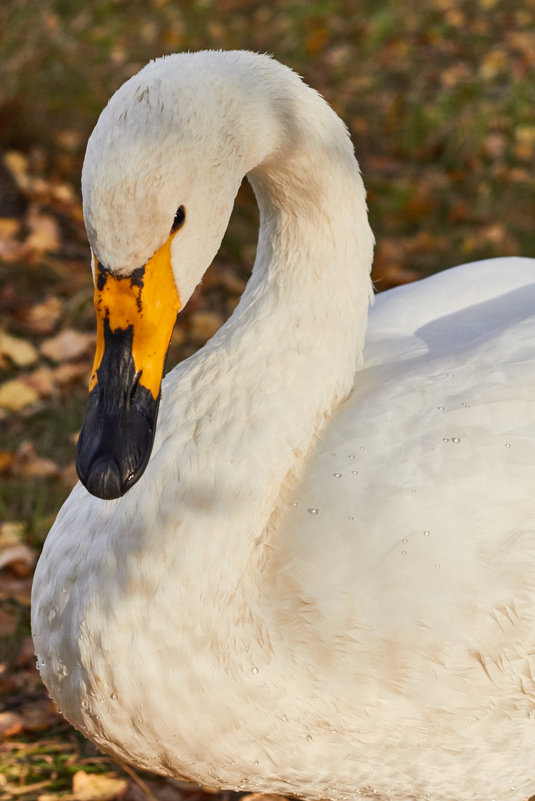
[158,77,374,584]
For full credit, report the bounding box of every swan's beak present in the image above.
[76,235,181,500]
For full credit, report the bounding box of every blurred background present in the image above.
[0,0,534,797]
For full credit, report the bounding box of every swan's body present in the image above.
[31,51,535,801]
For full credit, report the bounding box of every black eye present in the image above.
[171,205,186,233]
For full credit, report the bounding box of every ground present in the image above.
[0,1,534,799]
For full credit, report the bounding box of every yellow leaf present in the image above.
[0,521,25,546]
[41,330,95,362]
[0,218,20,240]
[72,770,127,801]
[26,210,61,253]
[0,330,38,367]
[4,151,30,191]
[0,378,39,410]
[480,49,507,79]
[0,452,15,473]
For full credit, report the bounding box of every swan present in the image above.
[31,50,535,801]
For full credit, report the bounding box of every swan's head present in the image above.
[76,52,278,500]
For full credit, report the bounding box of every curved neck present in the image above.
[160,76,374,564]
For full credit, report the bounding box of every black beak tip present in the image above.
[78,456,124,500]
[75,383,160,501]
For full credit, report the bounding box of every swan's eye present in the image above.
[171,206,186,233]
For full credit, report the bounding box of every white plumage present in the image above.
[32,51,535,801]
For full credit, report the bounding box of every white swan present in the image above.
[31,50,535,801]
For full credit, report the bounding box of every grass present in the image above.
[0,0,534,796]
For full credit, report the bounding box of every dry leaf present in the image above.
[0,452,15,473]
[72,770,128,801]
[54,362,90,385]
[4,781,51,797]
[242,796,289,801]
[0,218,20,240]
[0,522,25,545]
[0,543,36,574]
[26,209,61,253]
[13,441,58,478]
[0,237,29,262]
[4,151,30,192]
[41,329,94,362]
[0,378,40,410]
[20,698,63,732]
[480,49,507,79]
[23,366,56,397]
[0,711,24,737]
[22,296,63,334]
[0,330,38,367]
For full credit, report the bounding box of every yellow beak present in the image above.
[77,232,182,500]
[90,233,182,398]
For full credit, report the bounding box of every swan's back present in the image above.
[280,258,535,611]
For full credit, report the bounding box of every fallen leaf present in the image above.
[54,361,90,385]
[13,441,58,478]
[0,452,15,473]
[41,330,95,362]
[0,330,38,367]
[56,129,83,151]
[4,151,30,192]
[480,49,507,79]
[242,796,289,801]
[0,522,25,546]
[483,132,506,159]
[72,770,128,801]
[4,779,51,801]
[23,366,56,397]
[0,378,39,411]
[0,711,24,737]
[26,208,61,253]
[0,237,29,262]
[5,781,51,797]
[22,296,63,335]
[0,218,20,240]
[0,543,37,574]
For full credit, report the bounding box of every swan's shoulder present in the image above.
[367,256,535,365]
[273,257,535,639]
